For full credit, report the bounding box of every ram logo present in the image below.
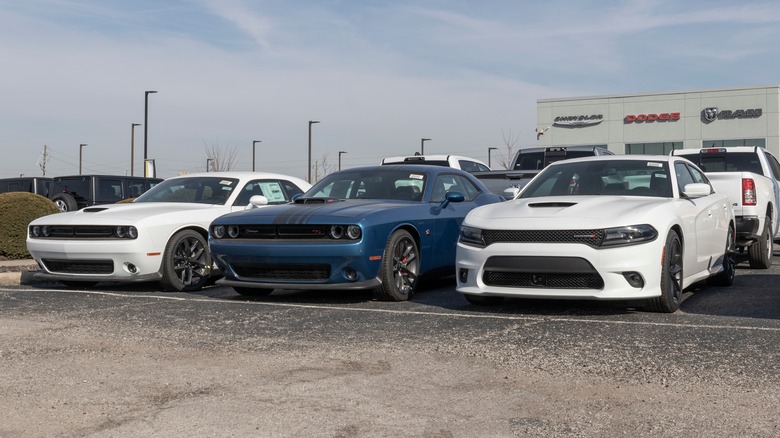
[703,107,718,122]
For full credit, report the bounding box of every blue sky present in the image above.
[2,0,780,179]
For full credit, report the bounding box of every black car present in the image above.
[0,176,53,197]
[49,175,163,212]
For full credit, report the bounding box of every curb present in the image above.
[0,271,47,287]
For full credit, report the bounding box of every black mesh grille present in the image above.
[483,271,604,289]
[236,225,332,240]
[40,226,117,239]
[232,263,330,281]
[482,229,604,247]
[43,259,114,274]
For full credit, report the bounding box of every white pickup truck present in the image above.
[673,146,780,268]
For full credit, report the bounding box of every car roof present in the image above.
[381,154,488,165]
[546,154,678,166]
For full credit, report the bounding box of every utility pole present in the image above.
[38,144,50,176]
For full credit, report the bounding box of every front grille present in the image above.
[42,259,114,274]
[39,226,116,239]
[483,271,604,289]
[482,255,603,289]
[231,262,330,281]
[482,229,605,247]
[236,225,332,240]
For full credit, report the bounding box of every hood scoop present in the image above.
[528,202,577,208]
[82,207,110,213]
[293,197,340,204]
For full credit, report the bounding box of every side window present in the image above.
[97,179,122,202]
[431,174,479,202]
[674,162,695,195]
[686,164,713,193]
[453,175,480,201]
[233,180,298,206]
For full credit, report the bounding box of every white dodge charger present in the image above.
[456,155,735,313]
[27,172,310,291]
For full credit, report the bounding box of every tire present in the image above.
[52,193,78,212]
[372,230,419,301]
[159,230,212,292]
[748,217,773,269]
[463,294,505,306]
[646,230,683,313]
[710,225,736,286]
[233,287,274,297]
[59,280,98,288]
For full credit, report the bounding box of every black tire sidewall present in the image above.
[160,230,210,292]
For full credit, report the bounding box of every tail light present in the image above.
[742,178,756,206]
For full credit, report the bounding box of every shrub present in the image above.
[0,192,59,259]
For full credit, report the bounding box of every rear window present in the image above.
[687,152,764,175]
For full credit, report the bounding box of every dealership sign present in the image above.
[624,112,680,123]
[703,107,762,122]
[553,114,603,127]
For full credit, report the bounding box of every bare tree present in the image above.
[496,129,522,170]
[203,140,240,172]
[315,152,338,182]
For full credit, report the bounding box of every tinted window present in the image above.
[233,179,303,206]
[51,177,91,202]
[135,177,239,204]
[307,169,426,201]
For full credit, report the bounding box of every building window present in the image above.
[702,139,766,148]
[625,142,683,155]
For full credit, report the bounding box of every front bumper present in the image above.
[456,240,665,300]
[210,239,383,291]
[26,238,164,283]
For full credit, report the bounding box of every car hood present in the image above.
[466,195,671,229]
[30,202,228,225]
[214,199,421,225]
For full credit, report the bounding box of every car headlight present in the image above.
[212,225,226,239]
[346,225,361,240]
[30,225,41,237]
[329,225,344,239]
[128,226,138,239]
[601,224,658,247]
[42,226,50,237]
[459,226,485,247]
[228,225,240,238]
[115,226,127,238]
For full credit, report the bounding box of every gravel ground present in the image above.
[1,283,779,437]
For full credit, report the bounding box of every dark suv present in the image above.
[49,175,163,212]
[0,176,53,197]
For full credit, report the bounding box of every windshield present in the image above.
[519,160,673,198]
[306,169,427,201]
[134,177,239,204]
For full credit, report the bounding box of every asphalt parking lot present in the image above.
[1,250,779,437]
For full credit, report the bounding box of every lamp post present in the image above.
[308,120,320,183]
[79,143,88,175]
[488,147,497,168]
[130,123,141,176]
[143,90,157,177]
[338,151,347,171]
[206,158,214,172]
[252,140,261,171]
[421,138,431,155]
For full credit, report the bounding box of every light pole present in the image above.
[338,151,347,171]
[252,140,262,171]
[79,143,88,175]
[143,90,157,177]
[206,158,214,172]
[308,120,320,183]
[488,147,497,168]
[131,123,141,176]
[421,138,431,155]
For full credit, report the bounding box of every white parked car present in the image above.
[27,172,311,291]
[380,154,491,173]
[456,155,735,313]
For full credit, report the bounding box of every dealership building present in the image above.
[535,85,780,157]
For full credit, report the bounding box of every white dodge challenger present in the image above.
[27,172,310,291]
[456,155,735,313]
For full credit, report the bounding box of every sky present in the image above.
[3,0,780,180]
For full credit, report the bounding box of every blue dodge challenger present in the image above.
[209,165,503,301]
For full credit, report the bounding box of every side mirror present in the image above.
[503,187,520,200]
[245,195,269,209]
[441,191,465,209]
[682,183,711,199]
